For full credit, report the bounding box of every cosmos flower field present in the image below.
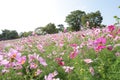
[0,25,120,80]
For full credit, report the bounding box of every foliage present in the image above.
[82,11,103,28]
[0,29,19,40]
[65,10,103,31]
[0,34,2,40]
[20,31,33,37]
[35,23,58,35]
[66,27,73,32]
[65,10,86,31]
[34,27,46,35]
[119,5,120,8]
[57,24,64,32]
[43,23,58,34]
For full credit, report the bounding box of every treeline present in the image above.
[0,29,33,40]
[35,23,64,35]
[0,23,64,41]
[0,10,107,40]
[35,10,106,34]
[0,29,19,40]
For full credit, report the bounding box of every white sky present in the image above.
[0,0,119,33]
[0,0,88,33]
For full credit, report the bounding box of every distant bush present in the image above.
[35,23,58,35]
[0,29,19,40]
[19,31,33,37]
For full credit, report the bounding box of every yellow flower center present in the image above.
[12,53,17,59]
[98,42,103,46]
[21,60,25,64]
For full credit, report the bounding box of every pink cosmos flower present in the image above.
[53,78,60,80]
[69,49,79,59]
[2,69,9,74]
[62,66,74,73]
[28,53,39,63]
[30,62,38,69]
[94,28,101,35]
[4,62,16,68]
[69,43,79,59]
[87,40,94,49]
[55,57,65,66]
[107,45,113,51]
[58,61,65,66]
[70,43,78,49]
[70,51,77,59]
[89,67,94,76]
[0,55,3,61]
[115,52,120,57]
[38,57,47,67]
[32,31,37,36]
[80,42,85,48]
[28,53,47,67]
[28,54,35,63]
[108,25,115,32]
[93,37,106,51]
[14,63,23,70]
[44,71,58,80]
[37,44,45,52]
[81,34,85,37]
[59,42,64,47]
[64,28,67,33]
[17,56,26,65]
[15,46,23,52]
[1,59,9,65]
[8,48,21,60]
[106,34,114,38]
[84,59,93,64]
[116,28,120,34]
[34,69,42,76]
[114,36,120,41]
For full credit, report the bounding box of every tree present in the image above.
[34,27,46,35]
[9,30,19,39]
[1,29,19,40]
[66,27,73,32]
[20,31,32,37]
[65,10,86,31]
[83,11,103,28]
[43,23,58,34]
[0,34,2,41]
[1,29,10,40]
[119,5,120,8]
[57,24,64,32]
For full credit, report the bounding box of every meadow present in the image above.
[0,25,120,80]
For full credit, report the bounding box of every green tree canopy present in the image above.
[34,27,46,35]
[0,29,19,40]
[84,11,103,28]
[65,10,86,31]
[9,30,19,39]
[57,24,64,32]
[20,31,33,37]
[43,23,58,34]
[65,10,103,30]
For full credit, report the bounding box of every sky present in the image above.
[0,0,120,33]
